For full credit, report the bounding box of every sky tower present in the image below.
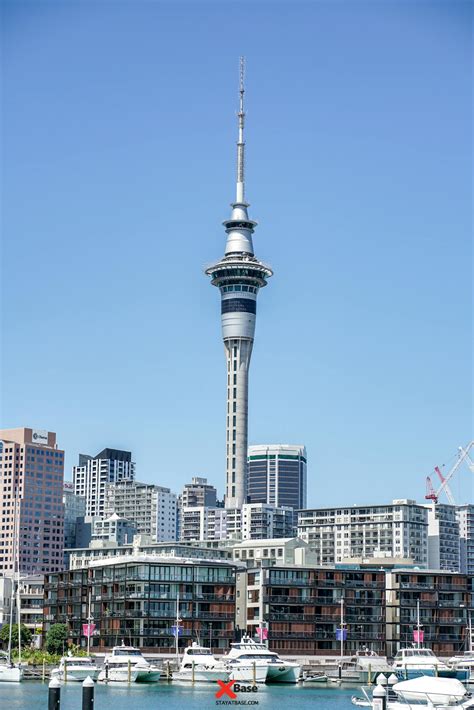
[206,58,273,510]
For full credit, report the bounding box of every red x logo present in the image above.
[215,679,237,699]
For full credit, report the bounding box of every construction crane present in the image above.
[425,441,474,505]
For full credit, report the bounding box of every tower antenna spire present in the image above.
[236,56,246,204]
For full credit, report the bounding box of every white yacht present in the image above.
[173,642,267,683]
[352,676,474,708]
[173,644,230,683]
[97,661,140,683]
[392,647,468,680]
[224,635,301,683]
[450,651,474,682]
[392,676,473,706]
[51,656,100,682]
[98,643,161,683]
[327,655,391,683]
[0,652,23,683]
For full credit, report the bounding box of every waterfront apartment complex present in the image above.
[104,480,177,542]
[72,448,135,518]
[67,540,232,570]
[44,556,237,652]
[237,565,474,657]
[297,500,428,566]
[0,428,64,574]
[248,445,307,509]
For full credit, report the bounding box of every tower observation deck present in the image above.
[205,58,273,510]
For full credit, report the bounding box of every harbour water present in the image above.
[0,681,357,710]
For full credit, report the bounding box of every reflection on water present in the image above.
[0,680,356,710]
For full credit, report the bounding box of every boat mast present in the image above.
[416,599,421,649]
[175,591,180,664]
[7,494,17,664]
[468,611,473,653]
[7,488,21,663]
[340,597,345,658]
[15,488,22,667]
[87,587,92,656]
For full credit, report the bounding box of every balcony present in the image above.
[194,594,235,602]
[264,595,315,604]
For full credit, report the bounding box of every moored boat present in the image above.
[98,643,161,683]
[172,644,231,683]
[450,652,474,682]
[51,655,100,682]
[392,647,469,681]
[353,676,474,708]
[97,661,140,683]
[223,635,301,683]
[0,652,23,683]
[327,655,392,683]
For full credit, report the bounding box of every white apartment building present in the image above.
[72,448,135,518]
[457,504,474,574]
[180,507,227,542]
[104,480,177,542]
[178,477,218,541]
[232,537,318,567]
[241,503,295,540]
[180,504,294,542]
[426,502,460,572]
[297,499,428,567]
[92,513,137,545]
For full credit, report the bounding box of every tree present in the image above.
[45,624,68,655]
[0,623,32,649]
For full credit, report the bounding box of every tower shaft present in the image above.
[224,338,252,508]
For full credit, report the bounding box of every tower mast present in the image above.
[236,56,245,204]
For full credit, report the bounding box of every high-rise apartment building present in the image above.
[205,59,272,509]
[104,480,177,542]
[180,507,227,542]
[72,448,135,517]
[457,504,474,574]
[92,513,137,545]
[241,503,295,540]
[180,503,294,542]
[180,477,217,508]
[426,503,460,572]
[248,445,307,509]
[0,428,65,574]
[297,500,428,567]
[178,477,218,540]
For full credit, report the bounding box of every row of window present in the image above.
[221,284,258,294]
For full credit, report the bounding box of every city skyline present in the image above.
[1,2,472,507]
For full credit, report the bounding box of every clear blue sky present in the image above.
[1,1,472,507]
